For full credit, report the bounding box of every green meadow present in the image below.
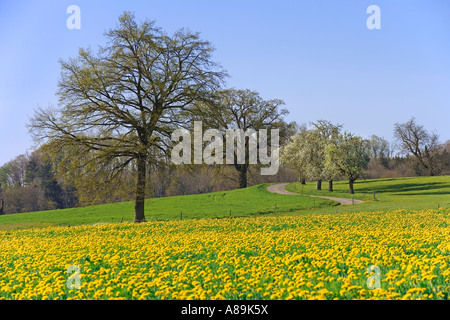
[0,184,332,230]
[285,175,450,214]
[1,176,449,231]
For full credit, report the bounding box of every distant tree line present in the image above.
[0,151,77,214]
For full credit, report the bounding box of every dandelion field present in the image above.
[2,209,450,300]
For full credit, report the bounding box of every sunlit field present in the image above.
[2,209,450,300]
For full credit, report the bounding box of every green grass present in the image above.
[284,175,450,214]
[0,184,334,230]
[2,175,450,231]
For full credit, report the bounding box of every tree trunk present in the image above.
[349,178,355,194]
[328,180,333,192]
[238,167,248,189]
[0,198,4,215]
[316,180,322,191]
[301,178,306,185]
[134,156,147,223]
[428,158,435,176]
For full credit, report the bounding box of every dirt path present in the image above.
[267,183,364,206]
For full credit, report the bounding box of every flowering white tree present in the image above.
[280,130,309,184]
[325,132,370,194]
[281,120,342,191]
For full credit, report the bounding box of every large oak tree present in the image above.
[29,12,226,222]
[394,117,439,176]
[192,88,289,188]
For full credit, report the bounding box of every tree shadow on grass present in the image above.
[356,178,402,184]
[392,191,450,196]
[354,182,450,195]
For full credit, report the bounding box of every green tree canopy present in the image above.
[325,132,370,194]
[192,88,289,188]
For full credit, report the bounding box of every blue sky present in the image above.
[0,0,449,166]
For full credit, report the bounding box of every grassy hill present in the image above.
[0,184,333,230]
[1,176,449,231]
[285,175,450,214]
